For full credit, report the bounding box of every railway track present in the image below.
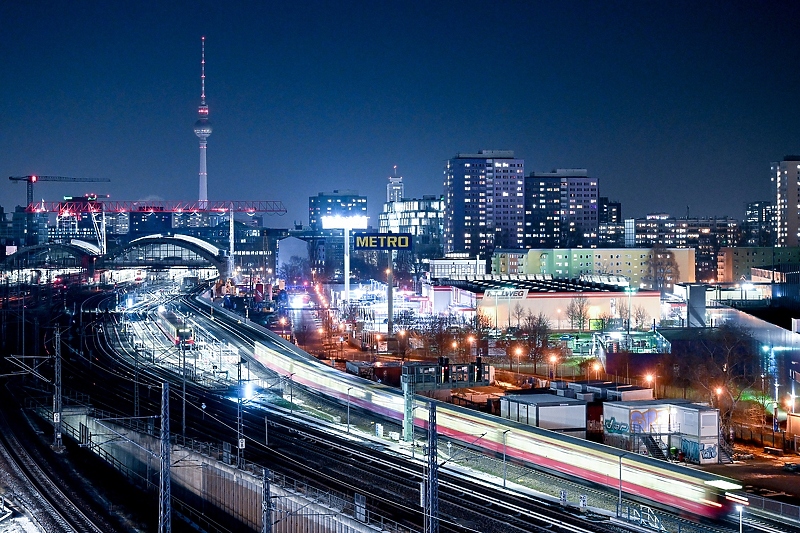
[53,285,788,533]
[0,404,110,533]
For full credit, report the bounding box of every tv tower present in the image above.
[194,36,212,206]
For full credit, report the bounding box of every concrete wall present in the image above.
[56,408,392,533]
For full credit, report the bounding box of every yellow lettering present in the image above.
[387,236,397,247]
[399,236,409,248]
[356,236,368,247]
[369,236,377,247]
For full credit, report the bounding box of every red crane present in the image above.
[9,175,111,207]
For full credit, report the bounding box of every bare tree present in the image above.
[566,293,589,332]
[633,305,649,331]
[679,324,759,432]
[644,243,681,296]
[511,302,526,329]
[522,310,551,374]
[597,311,613,332]
[617,297,629,331]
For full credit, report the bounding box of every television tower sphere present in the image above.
[194,116,212,139]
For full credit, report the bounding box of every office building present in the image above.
[308,190,368,231]
[379,195,444,247]
[387,175,404,202]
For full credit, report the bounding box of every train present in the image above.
[155,309,194,347]
[251,333,743,521]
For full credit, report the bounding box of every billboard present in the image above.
[353,233,413,250]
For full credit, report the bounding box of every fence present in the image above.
[730,422,797,452]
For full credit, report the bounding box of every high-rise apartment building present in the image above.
[628,214,740,282]
[771,156,800,247]
[524,169,598,248]
[443,150,524,258]
[598,197,624,247]
[308,190,368,231]
[742,201,774,247]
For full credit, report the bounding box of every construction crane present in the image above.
[9,175,111,208]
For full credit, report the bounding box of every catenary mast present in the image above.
[194,36,212,207]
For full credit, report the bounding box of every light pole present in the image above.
[502,429,510,487]
[515,346,521,374]
[618,454,624,515]
[593,361,601,381]
[549,354,558,380]
[346,386,353,434]
[624,287,636,337]
[737,505,743,533]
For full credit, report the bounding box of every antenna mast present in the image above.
[194,36,212,207]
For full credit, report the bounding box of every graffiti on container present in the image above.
[604,417,629,434]
[681,439,717,462]
[629,409,659,433]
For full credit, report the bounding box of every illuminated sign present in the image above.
[484,289,529,299]
[353,233,413,250]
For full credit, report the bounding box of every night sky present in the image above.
[3,1,800,227]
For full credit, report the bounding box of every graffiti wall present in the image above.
[680,437,718,464]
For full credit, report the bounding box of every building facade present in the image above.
[308,190,368,231]
[490,247,696,290]
[598,196,624,248]
[387,175,404,202]
[627,214,739,282]
[378,195,444,247]
[716,246,800,283]
[524,169,598,248]
[742,201,774,247]
[772,156,800,247]
[443,150,524,258]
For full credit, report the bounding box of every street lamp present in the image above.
[502,429,511,487]
[624,287,636,336]
[592,361,601,381]
[515,346,522,374]
[549,354,558,380]
[346,386,353,434]
[646,373,656,399]
[321,215,368,304]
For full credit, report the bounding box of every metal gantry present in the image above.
[52,329,63,451]
[262,468,272,533]
[425,402,439,533]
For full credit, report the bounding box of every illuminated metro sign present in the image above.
[353,233,413,250]
[484,288,529,299]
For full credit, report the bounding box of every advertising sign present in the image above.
[353,233,413,250]
[484,288,529,300]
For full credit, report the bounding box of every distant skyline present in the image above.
[2,2,799,227]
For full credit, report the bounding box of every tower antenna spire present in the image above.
[200,36,206,104]
[194,36,212,206]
